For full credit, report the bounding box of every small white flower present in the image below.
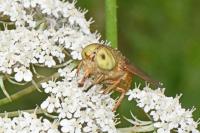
[14,67,33,82]
[60,119,82,133]
[14,71,24,82]
[23,69,33,82]
[41,81,57,94]
[41,96,61,113]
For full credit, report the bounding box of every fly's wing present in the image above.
[124,63,162,87]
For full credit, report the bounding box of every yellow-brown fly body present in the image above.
[77,43,160,111]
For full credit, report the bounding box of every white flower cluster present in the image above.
[0,112,59,133]
[40,65,117,133]
[0,0,92,31]
[0,0,101,82]
[0,27,65,81]
[127,85,200,133]
[43,26,100,60]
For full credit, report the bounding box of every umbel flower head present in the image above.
[0,0,100,82]
[0,111,60,133]
[127,84,200,133]
[41,65,117,133]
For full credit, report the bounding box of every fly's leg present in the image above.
[93,74,104,84]
[112,87,126,111]
[111,72,131,111]
[76,61,83,76]
[78,69,90,87]
[103,78,121,94]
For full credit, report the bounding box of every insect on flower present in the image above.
[77,43,162,111]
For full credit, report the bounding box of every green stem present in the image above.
[0,108,57,119]
[0,109,43,117]
[105,0,118,48]
[0,72,60,106]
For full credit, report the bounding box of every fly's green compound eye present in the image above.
[95,47,116,70]
[81,44,99,59]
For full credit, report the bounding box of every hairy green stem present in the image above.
[0,108,57,119]
[0,72,60,106]
[105,0,118,48]
[0,109,43,117]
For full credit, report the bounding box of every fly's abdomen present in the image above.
[118,72,133,91]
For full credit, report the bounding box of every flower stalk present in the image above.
[117,125,155,133]
[0,108,58,118]
[105,0,118,48]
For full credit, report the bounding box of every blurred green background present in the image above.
[78,0,200,128]
[0,0,199,129]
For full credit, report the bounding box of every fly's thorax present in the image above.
[97,65,125,80]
